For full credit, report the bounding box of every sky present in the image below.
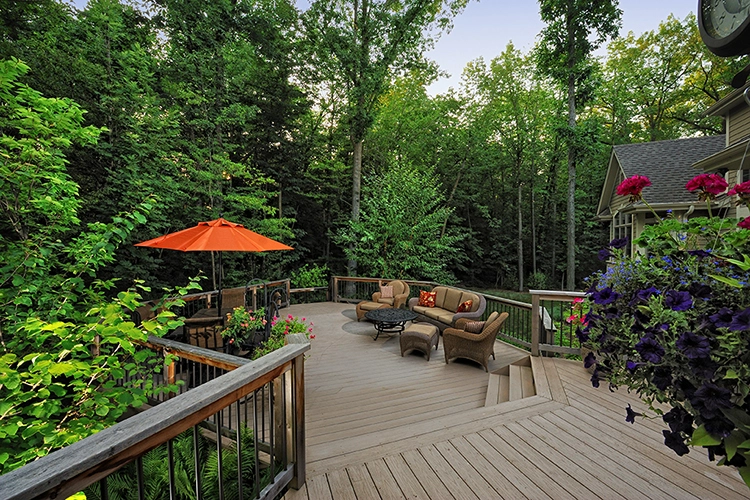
[425,0,696,95]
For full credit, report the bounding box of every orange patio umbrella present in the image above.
[135,217,293,315]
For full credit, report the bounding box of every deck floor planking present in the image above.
[280,302,748,499]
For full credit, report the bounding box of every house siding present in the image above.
[728,104,750,145]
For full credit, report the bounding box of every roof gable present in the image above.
[606,136,726,207]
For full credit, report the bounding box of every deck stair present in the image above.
[485,355,535,406]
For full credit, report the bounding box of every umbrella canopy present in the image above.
[134,217,293,253]
[135,218,293,316]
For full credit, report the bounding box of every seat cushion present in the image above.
[403,323,438,338]
[442,288,463,313]
[412,305,431,315]
[436,311,455,324]
[378,297,395,305]
[360,301,391,312]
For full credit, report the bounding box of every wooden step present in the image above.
[485,373,500,406]
[498,374,510,404]
[485,355,535,407]
[520,365,535,398]
[509,364,523,401]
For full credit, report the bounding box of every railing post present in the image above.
[333,277,339,303]
[531,292,540,357]
[287,336,306,490]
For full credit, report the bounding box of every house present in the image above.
[596,135,726,255]
[693,83,750,221]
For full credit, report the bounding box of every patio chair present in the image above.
[443,311,509,372]
[356,280,411,321]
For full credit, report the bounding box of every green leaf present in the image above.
[48,363,76,376]
[739,439,750,449]
[690,425,722,447]
[725,430,745,460]
[724,369,739,380]
[739,466,750,489]
[708,274,743,288]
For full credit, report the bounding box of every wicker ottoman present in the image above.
[356,300,392,321]
[400,324,439,361]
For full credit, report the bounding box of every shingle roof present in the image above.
[613,135,726,204]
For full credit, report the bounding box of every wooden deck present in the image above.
[283,302,748,499]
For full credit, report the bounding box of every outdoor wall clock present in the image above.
[699,0,750,57]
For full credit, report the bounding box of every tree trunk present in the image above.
[348,139,363,277]
[565,10,577,292]
[517,181,524,292]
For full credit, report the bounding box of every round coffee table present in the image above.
[364,308,418,341]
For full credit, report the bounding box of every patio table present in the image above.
[364,308,418,341]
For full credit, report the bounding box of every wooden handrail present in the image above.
[0,338,310,500]
[529,290,586,356]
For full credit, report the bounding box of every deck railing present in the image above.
[330,276,586,358]
[530,290,587,357]
[0,335,310,500]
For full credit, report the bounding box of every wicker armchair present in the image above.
[356,280,411,320]
[443,311,509,372]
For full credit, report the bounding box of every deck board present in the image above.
[279,303,749,500]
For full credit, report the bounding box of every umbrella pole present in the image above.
[217,251,223,318]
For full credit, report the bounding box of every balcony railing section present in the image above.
[529,290,587,357]
[0,335,309,500]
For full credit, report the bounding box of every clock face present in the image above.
[699,0,750,56]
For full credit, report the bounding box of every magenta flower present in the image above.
[616,175,651,201]
[728,179,750,197]
[685,173,727,200]
[738,217,750,229]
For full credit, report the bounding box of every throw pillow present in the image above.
[380,285,394,298]
[464,320,485,334]
[418,290,437,308]
[456,299,473,313]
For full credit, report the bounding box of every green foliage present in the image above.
[290,264,329,288]
[84,425,273,500]
[338,162,464,282]
[0,60,190,472]
[220,306,268,346]
[252,313,313,360]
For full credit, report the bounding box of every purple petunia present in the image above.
[652,366,672,391]
[591,368,601,388]
[690,382,733,420]
[687,249,711,259]
[730,307,750,331]
[663,430,690,456]
[626,360,639,373]
[630,286,659,306]
[635,336,665,363]
[688,282,711,300]
[625,404,641,424]
[583,351,597,369]
[663,406,693,434]
[576,325,590,343]
[665,290,693,311]
[598,248,612,261]
[676,331,711,359]
[689,357,718,380]
[609,237,629,249]
[709,307,734,329]
[591,287,620,305]
[704,415,735,438]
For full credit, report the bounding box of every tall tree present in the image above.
[303,0,469,277]
[536,0,621,290]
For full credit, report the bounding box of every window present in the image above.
[613,212,632,257]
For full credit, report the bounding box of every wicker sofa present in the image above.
[407,286,486,332]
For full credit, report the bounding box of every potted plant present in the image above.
[220,306,267,354]
[582,173,750,488]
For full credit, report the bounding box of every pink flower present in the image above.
[241,322,248,328]
[573,297,585,304]
[288,314,293,319]
[308,327,313,332]
[566,314,578,324]
[310,334,316,339]
[616,175,651,201]
[302,317,306,321]
[738,217,750,229]
[728,180,750,198]
[686,173,727,200]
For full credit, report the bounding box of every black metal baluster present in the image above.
[136,456,145,500]
[216,410,224,500]
[235,400,243,500]
[194,425,203,500]
[253,389,260,497]
[269,380,275,482]
[167,439,176,500]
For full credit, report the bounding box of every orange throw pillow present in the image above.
[456,299,473,313]
[418,290,437,308]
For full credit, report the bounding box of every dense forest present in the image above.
[1,0,745,298]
